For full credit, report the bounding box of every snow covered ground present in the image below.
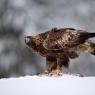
[0,74,95,95]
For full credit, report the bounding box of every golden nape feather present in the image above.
[25,27,95,76]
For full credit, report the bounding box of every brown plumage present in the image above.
[25,27,95,76]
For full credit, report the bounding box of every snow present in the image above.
[0,74,95,95]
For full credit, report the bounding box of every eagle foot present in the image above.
[37,70,49,76]
[49,69,63,76]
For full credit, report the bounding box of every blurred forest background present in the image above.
[0,0,95,78]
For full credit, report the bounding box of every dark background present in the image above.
[0,0,95,78]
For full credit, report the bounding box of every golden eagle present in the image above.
[25,28,95,76]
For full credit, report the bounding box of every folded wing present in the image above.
[43,28,94,50]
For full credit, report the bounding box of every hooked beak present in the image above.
[24,36,31,44]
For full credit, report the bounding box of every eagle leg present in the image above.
[37,56,57,76]
[49,55,70,76]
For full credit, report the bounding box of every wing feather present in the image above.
[43,28,89,50]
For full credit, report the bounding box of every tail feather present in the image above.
[89,33,95,38]
[79,41,95,55]
[89,42,95,55]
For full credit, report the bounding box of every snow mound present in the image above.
[0,74,95,95]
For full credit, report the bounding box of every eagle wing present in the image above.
[43,28,89,50]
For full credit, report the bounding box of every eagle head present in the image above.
[24,35,42,50]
